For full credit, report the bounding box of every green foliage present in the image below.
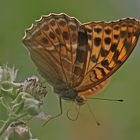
[0,65,48,139]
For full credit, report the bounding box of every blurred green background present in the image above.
[0,0,140,140]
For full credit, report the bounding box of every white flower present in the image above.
[0,65,18,82]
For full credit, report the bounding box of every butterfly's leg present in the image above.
[43,97,63,125]
[55,96,63,118]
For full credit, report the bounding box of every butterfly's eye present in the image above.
[75,96,86,105]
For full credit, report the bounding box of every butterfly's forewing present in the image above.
[75,18,140,92]
[23,13,81,86]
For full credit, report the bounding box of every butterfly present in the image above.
[23,13,140,120]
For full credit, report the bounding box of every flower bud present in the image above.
[6,122,33,140]
[12,92,42,117]
[20,76,47,101]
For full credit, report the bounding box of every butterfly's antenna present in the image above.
[87,102,100,126]
[88,97,123,102]
[66,105,80,121]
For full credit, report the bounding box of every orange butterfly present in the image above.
[23,13,140,121]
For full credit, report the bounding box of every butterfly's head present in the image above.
[75,95,86,105]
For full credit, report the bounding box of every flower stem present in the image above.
[0,118,12,137]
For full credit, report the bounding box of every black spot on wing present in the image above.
[104,37,111,45]
[55,28,60,35]
[91,55,98,63]
[101,48,108,57]
[86,28,92,33]
[124,40,130,50]
[121,23,127,27]
[113,50,120,62]
[49,32,55,39]
[114,26,119,30]
[92,70,98,80]
[101,59,109,67]
[120,31,127,38]
[128,24,133,28]
[62,31,69,40]
[59,20,66,26]
[50,20,55,26]
[105,29,111,35]
[42,38,49,44]
[94,28,102,33]
[94,37,101,46]
[116,60,122,64]
[114,34,119,39]
[96,67,106,76]
[111,43,117,52]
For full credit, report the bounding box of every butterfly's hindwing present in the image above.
[23,13,81,86]
[78,79,110,98]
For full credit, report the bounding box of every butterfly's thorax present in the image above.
[54,83,77,101]
[54,83,85,105]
